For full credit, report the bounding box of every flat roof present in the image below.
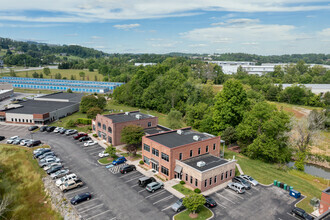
[323,187,330,195]
[38,92,83,102]
[105,111,155,123]
[144,125,171,135]
[182,154,229,172]
[147,128,215,149]
[2,100,77,114]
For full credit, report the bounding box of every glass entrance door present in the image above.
[151,162,158,171]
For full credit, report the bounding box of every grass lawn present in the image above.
[225,150,328,213]
[13,88,55,94]
[98,156,118,165]
[174,206,212,220]
[172,184,195,196]
[121,153,142,161]
[0,144,62,220]
[50,111,91,133]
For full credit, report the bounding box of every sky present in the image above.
[0,0,329,55]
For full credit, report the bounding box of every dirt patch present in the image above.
[282,107,306,118]
[189,213,198,218]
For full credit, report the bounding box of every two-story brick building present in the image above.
[142,127,236,192]
[92,111,158,146]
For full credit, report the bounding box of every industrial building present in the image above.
[0,77,124,94]
[0,83,13,101]
[0,92,83,125]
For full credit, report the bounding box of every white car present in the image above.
[240,175,259,186]
[84,140,97,147]
[6,136,19,144]
[20,139,33,146]
[98,151,109,158]
[56,173,77,187]
[53,127,63,133]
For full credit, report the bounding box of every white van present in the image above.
[56,174,77,187]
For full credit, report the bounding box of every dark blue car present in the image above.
[112,156,127,165]
[71,192,92,205]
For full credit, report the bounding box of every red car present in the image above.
[73,133,88,140]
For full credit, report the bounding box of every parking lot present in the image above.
[209,184,300,220]
[0,124,30,143]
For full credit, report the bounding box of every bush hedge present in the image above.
[139,160,144,165]
[194,188,201,193]
[180,180,185,185]
[77,118,92,125]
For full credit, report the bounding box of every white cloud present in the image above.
[113,23,140,30]
[189,43,208,47]
[318,28,330,37]
[0,1,329,22]
[241,42,259,45]
[91,36,103,39]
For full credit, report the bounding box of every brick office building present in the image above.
[92,111,158,146]
[142,127,236,192]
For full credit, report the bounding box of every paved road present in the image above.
[33,131,170,220]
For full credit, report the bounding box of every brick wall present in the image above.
[320,188,330,214]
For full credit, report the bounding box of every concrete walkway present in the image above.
[236,163,244,175]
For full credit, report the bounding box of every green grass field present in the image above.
[174,206,212,220]
[172,184,195,196]
[225,150,328,213]
[0,144,62,220]
[13,87,55,94]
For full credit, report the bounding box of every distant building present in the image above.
[0,59,4,68]
[134,63,157,67]
[0,83,13,101]
[0,92,83,125]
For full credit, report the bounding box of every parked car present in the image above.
[56,174,78,187]
[27,140,41,148]
[292,207,314,220]
[98,151,109,158]
[47,165,63,175]
[65,129,77,136]
[171,199,185,212]
[6,136,18,144]
[46,126,56,132]
[53,127,63,133]
[20,139,33,146]
[13,138,24,145]
[240,175,259,186]
[38,151,55,160]
[39,158,60,167]
[34,148,51,158]
[71,192,92,205]
[146,182,164,193]
[226,182,245,194]
[59,129,68,134]
[73,133,87,140]
[34,148,45,154]
[79,136,91,142]
[120,165,136,174]
[40,126,48,132]
[28,125,39,131]
[44,162,62,171]
[232,176,251,190]
[138,177,156,187]
[0,136,5,141]
[60,179,84,192]
[112,156,127,165]
[50,169,70,179]
[84,140,97,147]
[204,196,217,208]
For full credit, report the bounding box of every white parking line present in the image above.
[109,217,116,220]
[213,198,228,209]
[225,189,245,199]
[119,171,137,178]
[85,210,112,220]
[153,195,173,205]
[145,190,165,199]
[76,202,100,211]
[65,186,89,196]
[79,204,103,214]
[245,190,252,195]
[161,205,172,212]
[287,213,300,220]
[138,188,146,193]
[125,175,144,183]
[74,198,99,207]
[131,184,139,188]
[216,192,236,204]
[252,187,260,191]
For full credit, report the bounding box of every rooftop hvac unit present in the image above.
[197,161,206,167]
[193,135,200,141]
[135,114,142,120]
[177,129,183,135]
[125,112,129,115]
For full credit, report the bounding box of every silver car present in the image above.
[171,199,185,212]
[240,175,259,186]
[226,182,245,194]
[146,182,164,193]
[50,169,70,179]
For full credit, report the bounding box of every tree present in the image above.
[120,125,145,156]
[32,72,39,78]
[80,95,106,113]
[182,194,206,215]
[67,88,72,93]
[43,67,51,76]
[55,73,62,79]
[167,109,183,129]
[66,119,76,128]
[213,79,250,133]
[9,69,16,77]
[86,107,102,119]
[79,71,85,80]
[221,127,237,145]
[105,145,116,158]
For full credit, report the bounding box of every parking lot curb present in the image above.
[171,207,215,220]
[96,159,112,166]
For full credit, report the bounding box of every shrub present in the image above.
[76,118,92,125]
[93,134,98,137]
[194,188,201,194]
[180,180,185,185]
[139,160,144,165]
[86,107,103,119]
[66,119,77,128]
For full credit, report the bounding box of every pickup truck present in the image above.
[60,179,84,192]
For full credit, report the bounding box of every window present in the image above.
[148,122,152,127]
[179,153,182,160]
[143,144,150,152]
[15,118,17,122]
[214,176,217,183]
[102,124,106,130]
[152,148,159,157]
[161,152,169,162]
[186,174,188,181]
[108,126,112,133]
[190,176,193,184]
[161,166,169,176]
[206,145,209,153]
[213,143,216,150]
[30,119,32,123]
[209,177,212,185]
[11,118,13,121]
[198,148,201,155]
[204,179,207,187]
[225,171,228,179]
[22,119,24,122]
[190,150,193,157]
[108,136,112,144]
[144,156,150,165]
[19,119,21,122]
[97,131,101,137]
[221,173,224,180]
[195,179,198,187]
[93,125,95,131]
[97,122,101,128]
[230,170,233,177]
